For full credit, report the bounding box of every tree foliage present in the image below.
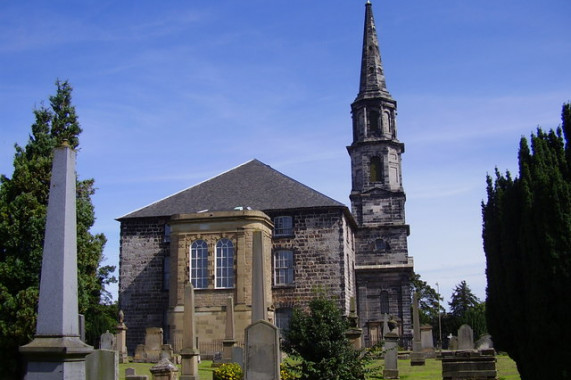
[0,80,116,378]
[447,281,486,339]
[411,273,443,326]
[282,294,379,380]
[482,103,571,380]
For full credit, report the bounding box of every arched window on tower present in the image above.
[368,110,380,134]
[370,156,382,183]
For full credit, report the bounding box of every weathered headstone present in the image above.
[145,327,164,362]
[420,324,435,358]
[150,357,179,380]
[180,283,200,380]
[383,329,399,379]
[244,231,281,379]
[475,334,494,350]
[134,344,146,362]
[86,349,119,380]
[222,296,237,362]
[457,324,474,350]
[410,292,425,366]
[448,336,458,351]
[125,367,149,380]
[100,330,115,350]
[442,348,497,380]
[19,144,93,379]
[232,346,244,369]
[245,320,281,380]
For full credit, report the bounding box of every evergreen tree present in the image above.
[482,103,571,380]
[0,80,116,378]
[282,294,379,380]
[448,280,480,319]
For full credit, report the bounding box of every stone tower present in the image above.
[349,1,413,345]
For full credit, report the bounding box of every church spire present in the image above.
[357,1,391,101]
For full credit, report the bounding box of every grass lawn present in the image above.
[119,354,520,379]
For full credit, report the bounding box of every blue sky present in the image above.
[1,0,570,306]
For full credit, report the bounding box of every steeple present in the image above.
[357,1,391,101]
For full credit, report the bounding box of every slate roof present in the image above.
[118,159,346,219]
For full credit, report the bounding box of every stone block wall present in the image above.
[269,208,356,314]
[354,225,409,266]
[119,217,170,354]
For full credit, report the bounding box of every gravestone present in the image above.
[19,144,93,379]
[475,334,494,350]
[125,367,149,380]
[410,292,425,366]
[448,336,458,351]
[420,325,435,358]
[222,296,237,362]
[442,348,497,380]
[134,344,146,362]
[245,320,281,380]
[232,346,244,369]
[100,330,115,350]
[150,358,178,380]
[458,324,474,350]
[383,330,399,379]
[145,327,164,362]
[86,349,118,380]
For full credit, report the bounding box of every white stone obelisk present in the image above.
[20,143,93,379]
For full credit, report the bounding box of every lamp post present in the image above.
[436,282,442,351]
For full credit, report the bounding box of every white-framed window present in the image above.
[274,250,294,286]
[190,240,208,289]
[216,238,234,288]
[274,216,293,237]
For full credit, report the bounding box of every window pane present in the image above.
[216,238,234,288]
[274,216,293,236]
[274,250,293,285]
[190,240,208,289]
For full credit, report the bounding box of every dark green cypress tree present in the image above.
[482,103,571,379]
[0,80,116,379]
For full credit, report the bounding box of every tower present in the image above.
[349,1,413,345]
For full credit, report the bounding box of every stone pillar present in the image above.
[383,331,399,379]
[222,296,237,362]
[180,283,199,380]
[410,292,425,366]
[345,297,363,349]
[116,310,129,363]
[20,144,93,379]
[251,231,267,322]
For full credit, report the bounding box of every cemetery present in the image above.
[13,0,571,379]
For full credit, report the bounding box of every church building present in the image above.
[118,1,413,355]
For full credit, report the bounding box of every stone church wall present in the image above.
[119,217,170,355]
[269,208,356,314]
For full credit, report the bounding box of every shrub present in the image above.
[213,362,243,380]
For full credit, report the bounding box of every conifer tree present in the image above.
[482,103,571,380]
[0,80,116,378]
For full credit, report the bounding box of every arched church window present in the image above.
[190,240,208,289]
[370,156,382,182]
[216,238,234,289]
[380,291,390,315]
[368,110,380,134]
